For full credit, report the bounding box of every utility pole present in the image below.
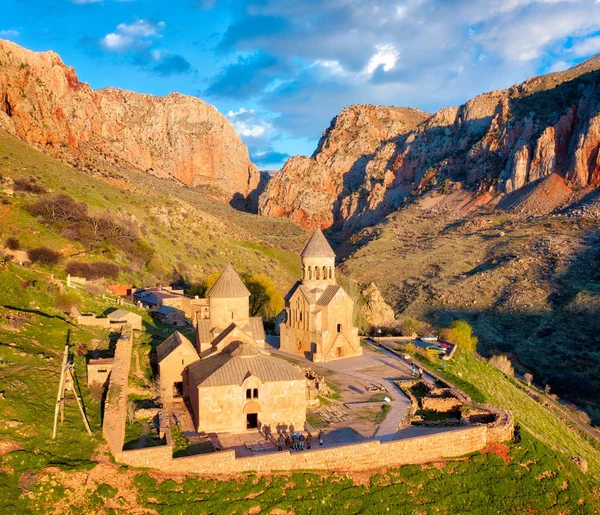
[52,331,92,439]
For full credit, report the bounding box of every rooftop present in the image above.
[208,264,251,299]
[300,228,336,259]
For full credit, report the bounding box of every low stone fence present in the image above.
[102,332,133,453]
[114,419,513,475]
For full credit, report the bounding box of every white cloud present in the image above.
[226,108,271,138]
[363,44,399,74]
[101,20,165,51]
[570,35,600,57]
[0,29,19,39]
[548,59,570,72]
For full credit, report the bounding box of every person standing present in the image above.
[299,433,305,450]
[285,434,291,450]
[318,430,324,446]
[291,433,297,450]
[306,433,312,449]
[277,434,284,452]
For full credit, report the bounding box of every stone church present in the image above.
[157,263,306,434]
[280,229,362,362]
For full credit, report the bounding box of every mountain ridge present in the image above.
[0,39,261,206]
[260,54,600,231]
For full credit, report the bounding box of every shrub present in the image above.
[523,373,534,386]
[13,177,46,194]
[26,194,88,222]
[439,320,478,353]
[5,237,20,250]
[56,292,79,313]
[28,247,61,265]
[401,317,422,337]
[489,354,514,377]
[66,261,119,280]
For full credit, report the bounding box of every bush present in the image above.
[28,247,61,265]
[439,320,478,353]
[489,354,514,377]
[66,261,120,280]
[26,194,87,222]
[5,237,20,250]
[56,292,79,312]
[401,317,422,337]
[13,177,46,194]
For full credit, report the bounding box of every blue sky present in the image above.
[3,0,600,169]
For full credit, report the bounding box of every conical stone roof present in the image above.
[300,228,336,258]
[208,264,250,298]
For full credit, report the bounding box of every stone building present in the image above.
[156,331,199,404]
[184,337,306,433]
[195,264,265,354]
[87,358,114,387]
[280,229,362,362]
[107,309,143,331]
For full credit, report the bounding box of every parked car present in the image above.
[419,335,438,343]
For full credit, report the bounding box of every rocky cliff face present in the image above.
[260,56,600,232]
[0,39,260,204]
[258,105,429,229]
[359,282,396,327]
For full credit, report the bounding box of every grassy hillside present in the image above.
[341,193,600,414]
[0,129,306,290]
[0,263,598,513]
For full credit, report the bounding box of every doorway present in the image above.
[174,382,183,398]
[246,413,258,429]
[336,347,342,357]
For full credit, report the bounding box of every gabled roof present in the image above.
[301,228,336,258]
[208,264,251,298]
[107,309,139,321]
[187,342,304,388]
[156,331,197,362]
[316,285,341,306]
[196,319,212,345]
[244,316,266,342]
[156,305,177,315]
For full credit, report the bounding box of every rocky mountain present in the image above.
[258,105,429,229]
[260,56,600,232]
[0,39,260,205]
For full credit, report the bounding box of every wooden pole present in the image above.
[52,344,69,439]
[68,367,92,436]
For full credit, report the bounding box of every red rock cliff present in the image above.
[260,56,600,232]
[0,39,260,203]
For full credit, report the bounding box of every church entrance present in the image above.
[246,413,258,429]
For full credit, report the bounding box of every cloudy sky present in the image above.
[3,0,600,169]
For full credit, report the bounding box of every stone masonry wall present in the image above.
[115,425,502,474]
[102,332,133,453]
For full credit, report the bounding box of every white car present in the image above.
[419,335,438,343]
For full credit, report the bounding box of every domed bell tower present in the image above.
[300,228,336,287]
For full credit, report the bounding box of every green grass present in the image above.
[415,348,600,481]
[126,432,597,514]
[373,404,392,424]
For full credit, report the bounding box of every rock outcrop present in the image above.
[359,282,395,327]
[258,105,429,229]
[0,39,260,204]
[260,56,600,232]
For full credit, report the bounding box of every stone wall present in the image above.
[114,421,515,474]
[102,332,133,453]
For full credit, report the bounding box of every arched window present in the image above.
[316,267,320,279]
[302,267,305,280]
[308,267,312,280]
[323,266,327,279]
[329,267,333,279]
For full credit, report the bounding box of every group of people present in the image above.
[276,430,324,451]
[411,365,424,378]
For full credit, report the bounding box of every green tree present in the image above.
[439,320,478,353]
[243,273,284,319]
[401,317,422,337]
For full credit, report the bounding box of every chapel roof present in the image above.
[207,264,250,299]
[187,341,304,388]
[300,228,336,258]
[156,331,196,362]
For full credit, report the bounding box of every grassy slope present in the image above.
[0,265,598,512]
[0,129,305,288]
[342,198,600,411]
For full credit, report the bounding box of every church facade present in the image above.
[280,229,362,362]
[157,263,307,434]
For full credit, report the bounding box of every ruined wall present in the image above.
[102,332,133,453]
[114,423,516,474]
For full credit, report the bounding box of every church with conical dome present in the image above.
[280,229,362,362]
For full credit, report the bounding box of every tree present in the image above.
[28,247,61,265]
[523,373,533,387]
[5,237,19,250]
[400,317,422,337]
[439,320,478,353]
[243,273,284,319]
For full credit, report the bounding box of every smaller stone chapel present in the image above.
[279,228,362,362]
